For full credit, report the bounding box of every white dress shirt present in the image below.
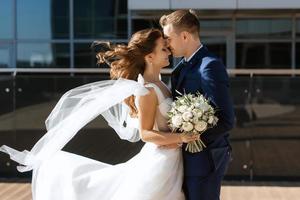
[184,44,203,62]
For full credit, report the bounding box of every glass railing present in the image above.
[0,69,300,181]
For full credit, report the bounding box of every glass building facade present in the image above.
[0,0,300,70]
[0,0,127,69]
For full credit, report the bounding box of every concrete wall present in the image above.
[128,0,169,10]
[238,0,300,9]
[128,0,300,10]
[171,0,236,10]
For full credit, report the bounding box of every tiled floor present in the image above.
[0,183,31,200]
[0,182,299,200]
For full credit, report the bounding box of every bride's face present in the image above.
[148,37,171,69]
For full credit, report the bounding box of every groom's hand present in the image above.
[159,143,183,149]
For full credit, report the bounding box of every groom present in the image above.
[160,10,235,200]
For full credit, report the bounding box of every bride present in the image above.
[0,28,198,200]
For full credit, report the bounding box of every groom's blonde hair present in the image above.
[159,9,200,37]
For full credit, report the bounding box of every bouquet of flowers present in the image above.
[167,92,218,153]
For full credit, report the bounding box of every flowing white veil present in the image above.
[0,75,148,172]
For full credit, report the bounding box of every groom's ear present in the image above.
[181,31,189,41]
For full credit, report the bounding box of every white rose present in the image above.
[192,109,203,118]
[169,107,176,113]
[177,105,188,113]
[192,117,198,124]
[199,102,210,112]
[182,111,193,121]
[182,122,194,132]
[194,102,201,108]
[202,114,208,121]
[195,121,207,132]
[187,107,193,112]
[208,116,214,124]
[213,117,219,126]
[172,115,183,128]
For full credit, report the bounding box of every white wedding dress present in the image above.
[1,77,185,200]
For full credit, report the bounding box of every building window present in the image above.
[17,43,70,68]
[17,0,69,39]
[74,42,129,68]
[236,43,291,69]
[199,19,232,67]
[297,19,300,69]
[0,47,10,68]
[0,0,13,39]
[74,43,97,68]
[200,19,232,32]
[202,36,227,66]
[236,19,292,39]
[236,19,292,69]
[132,19,160,33]
[74,0,127,39]
[296,19,300,38]
[296,43,300,69]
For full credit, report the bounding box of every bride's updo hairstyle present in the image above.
[93,28,163,117]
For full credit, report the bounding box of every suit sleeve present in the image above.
[200,59,235,145]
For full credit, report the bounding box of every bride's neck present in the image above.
[143,66,160,83]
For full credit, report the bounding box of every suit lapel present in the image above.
[171,59,185,97]
[175,46,208,92]
[175,62,189,91]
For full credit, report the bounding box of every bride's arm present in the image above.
[137,88,198,146]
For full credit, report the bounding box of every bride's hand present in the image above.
[179,133,200,143]
[159,143,183,149]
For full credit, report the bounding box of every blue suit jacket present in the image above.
[171,46,235,176]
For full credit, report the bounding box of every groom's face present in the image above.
[163,24,184,58]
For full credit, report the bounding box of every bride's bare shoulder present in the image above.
[137,87,158,107]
